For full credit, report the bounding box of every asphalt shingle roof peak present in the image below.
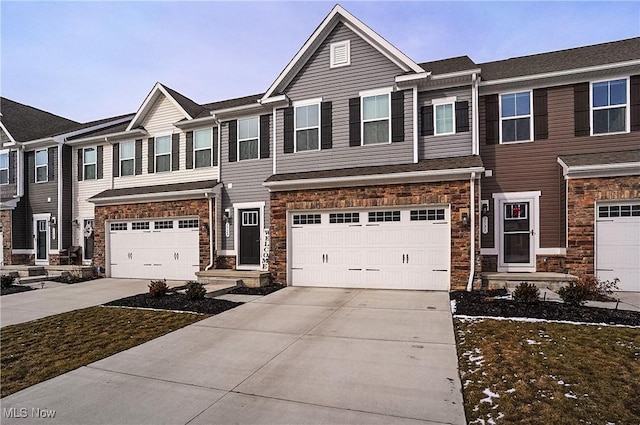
[158,83,208,119]
[0,97,80,141]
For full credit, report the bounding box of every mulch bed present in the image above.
[1,285,35,296]
[227,284,284,296]
[451,290,640,326]
[104,292,241,315]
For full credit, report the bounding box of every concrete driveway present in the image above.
[0,287,466,425]
[0,278,163,327]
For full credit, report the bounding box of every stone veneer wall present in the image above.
[481,255,566,274]
[270,180,481,291]
[1,210,11,265]
[93,199,212,274]
[215,255,236,270]
[565,175,640,277]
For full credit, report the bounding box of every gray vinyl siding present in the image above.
[61,145,73,249]
[276,22,413,174]
[220,117,272,251]
[1,130,18,200]
[25,148,58,249]
[418,87,473,160]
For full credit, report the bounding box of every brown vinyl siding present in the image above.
[480,84,640,249]
[418,87,473,160]
[276,22,413,174]
[24,149,59,250]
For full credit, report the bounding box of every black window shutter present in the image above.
[283,107,294,153]
[77,149,84,181]
[112,143,120,177]
[421,105,434,136]
[455,101,470,133]
[134,140,142,175]
[349,97,361,146]
[47,147,55,181]
[228,120,237,162]
[186,131,194,169]
[485,95,499,144]
[171,134,180,171]
[213,127,218,166]
[28,153,35,183]
[630,75,640,132]
[574,83,590,137]
[533,89,548,140]
[9,151,16,184]
[260,114,270,159]
[391,91,404,142]
[147,138,155,173]
[97,145,103,179]
[321,101,332,149]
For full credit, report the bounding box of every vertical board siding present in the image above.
[220,119,273,251]
[418,87,473,160]
[479,84,640,249]
[276,22,413,174]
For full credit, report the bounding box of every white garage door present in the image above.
[109,218,200,281]
[596,202,640,292]
[290,207,450,290]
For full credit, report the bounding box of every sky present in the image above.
[1,1,639,123]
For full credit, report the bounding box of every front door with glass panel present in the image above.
[239,209,260,266]
[34,218,49,265]
[499,201,535,271]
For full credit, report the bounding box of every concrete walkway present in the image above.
[0,287,466,425]
[0,278,185,327]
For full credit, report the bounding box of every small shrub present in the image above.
[185,281,206,300]
[558,282,591,306]
[512,282,540,303]
[576,275,620,301]
[1,275,15,289]
[148,279,169,298]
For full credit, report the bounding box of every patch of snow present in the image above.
[454,314,640,328]
[557,380,564,385]
[480,388,500,405]
[565,392,577,399]
[101,305,206,315]
[450,299,457,314]
[506,388,516,394]
[526,339,541,345]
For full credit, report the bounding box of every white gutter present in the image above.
[479,59,640,87]
[557,157,640,179]
[259,94,287,105]
[211,102,264,116]
[467,172,476,292]
[66,128,147,145]
[471,73,479,155]
[395,72,430,84]
[90,188,217,205]
[431,68,482,81]
[173,115,217,129]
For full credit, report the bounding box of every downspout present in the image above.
[471,73,479,155]
[106,137,114,190]
[205,192,215,270]
[467,172,476,292]
[272,107,277,174]
[16,146,24,197]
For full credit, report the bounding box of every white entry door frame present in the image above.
[494,191,540,272]
[33,213,51,266]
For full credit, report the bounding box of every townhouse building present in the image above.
[2,5,638,291]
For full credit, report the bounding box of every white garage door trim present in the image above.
[288,206,451,290]
[107,217,200,281]
[595,201,640,292]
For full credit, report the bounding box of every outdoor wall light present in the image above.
[201,223,209,233]
[223,208,232,222]
[462,212,469,227]
[481,202,489,216]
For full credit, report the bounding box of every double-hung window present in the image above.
[433,98,455,135]
[83,147,97,180]
[592,78,628,134]
[194,128,213,168]
[120,141,135,176]
[0,152,8,185]
[500,91,532,143]
[35,149,48,182]
[295,101,320,152]
[238,117,259,160]
[362,91,390,145]
[155,135,171,172]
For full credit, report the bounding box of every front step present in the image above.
[483,272,578,291]
[196,270,271,288]
[204,279,241,298]
[19,272,69,285]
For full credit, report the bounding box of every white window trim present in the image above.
[154,135,172,173]
[0,150,8,185]
[35,148,48,183]
[82,147,97,180]
[432,96,457,136]
[360,87,392,146]
[293,98,322,153]
[499,90,533,144]
[119,141,135,177]
[193,127,213,168]
[237,117,260,161]
[330,40,350,68]
[589,76,630,136]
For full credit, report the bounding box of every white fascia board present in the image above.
[480,59,640,87]
[125,83,192,131]
[431,69,482,80]
[261,5,423,100]
[263,166,485,192]
[0,122,17,145]
[21,137,57,150]
[173,116,217,129]
[90,187,219,206]
[557,157,640,179]
[259,94,289,106]
[395,72,430,84]
[65,128,147,146]
[210,102,264,118]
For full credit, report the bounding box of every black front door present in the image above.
[36,219,47,260]
[239,209,260,265]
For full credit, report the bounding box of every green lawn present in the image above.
[1,306,209,398]
[455,318,640,425]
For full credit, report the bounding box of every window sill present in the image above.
[499,139,533,145]
[590,130,630,137]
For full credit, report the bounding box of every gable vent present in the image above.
[330,40,350,68]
